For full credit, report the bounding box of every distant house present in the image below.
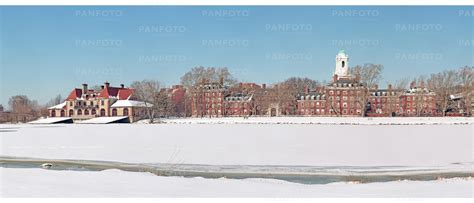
[48,82,152,123]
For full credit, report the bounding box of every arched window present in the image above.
[60,110,65,117]
[342,61,345,68]
[77,109,82,115]
[84,109,89,115]
[92,109,96,115]
[123,108,129,116]
[112,108,117,116]
[51,110,56,117]
[69,109,74,116]
[100,109,106,117]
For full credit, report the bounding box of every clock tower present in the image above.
[334,50,350,79]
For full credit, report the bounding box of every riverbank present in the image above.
[1,167,473,197]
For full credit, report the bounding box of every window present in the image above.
[50,110,56,117]
[69,109,74,116]
[60,110,65,117]
[100,109,106,117]
[92,109,96,115]
[123,108,129,116]
[101,100,105,106]
[112,108,117,116]
[84,109,89,115]
[77,109,82,115]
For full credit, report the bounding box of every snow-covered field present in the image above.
[1,118,473,197]
[1,123,472,166]
[1,168,473,197]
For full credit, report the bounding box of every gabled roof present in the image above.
[66,88,83,100]
[98,87,134,99]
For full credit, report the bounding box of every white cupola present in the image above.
[334,50,350,78]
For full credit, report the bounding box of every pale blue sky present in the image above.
[0,6,473,106]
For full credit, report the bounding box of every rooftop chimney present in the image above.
[82,83,88,95]
[388,84,392,90]
[120,84,125,88]
[101,85,105,90]
[304,86,309,94]
[262,83,266,89]
[105,81,110,88]
[410,81,416,89]
[333,74,338,83]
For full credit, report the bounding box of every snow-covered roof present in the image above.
[110,100,153,108]
[79,116,129,124]
[29,117,72,124]
[47,102,67,110]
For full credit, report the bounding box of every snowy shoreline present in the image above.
[1,168,473,197]
[146,116,474,125]
[2,156,473,185]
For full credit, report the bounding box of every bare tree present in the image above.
[427,70,459,116]
[278,77,320,95]
[458,66,473,116]
[180,66,237,89]
[45,94,63,107]
[155,90,174,118]
[387,78,409,115]
[9,95,37,114]
[40,94,63,117]
[130,80,160,123]
[412,76,428,117]
[8,95,40,123]
[351,63,384,116]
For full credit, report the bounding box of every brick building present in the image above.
[191,80,228,117]
[297,50,438,117]
[160,85,186,117]
[191,80,267,117]
[399,81,437,116]
[297,50,366,116]
[366,85,402,117]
